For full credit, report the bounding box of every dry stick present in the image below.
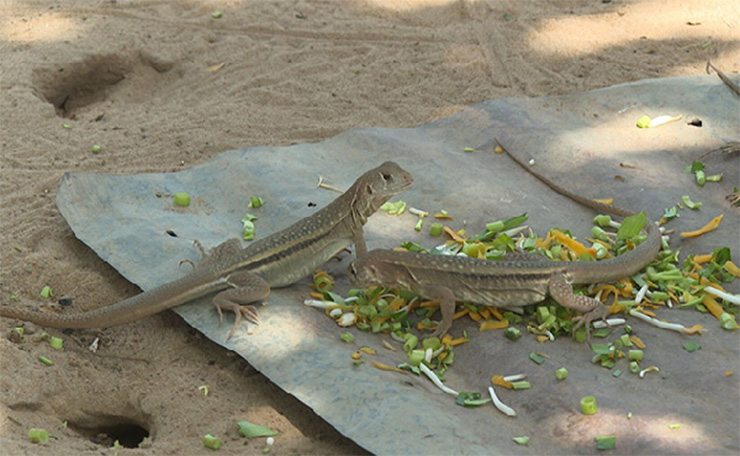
[706,58,740,96]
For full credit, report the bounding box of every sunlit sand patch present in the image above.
[1,12,80,43]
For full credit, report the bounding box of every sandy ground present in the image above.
[0,0,738,454]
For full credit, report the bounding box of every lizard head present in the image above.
[350,161,413,219]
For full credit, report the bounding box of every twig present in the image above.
[706,58,740,96]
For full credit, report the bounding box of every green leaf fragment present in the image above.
[173,192,191,207]
[512,436,529,445]
[662,206,679,221]
[28,428,49,444]
[39,285,53,298]
[248,196,263,208]
[682,340,701,352]
[617,212,646,240]
[455,391,490,407]
[695,170,706,186]
[706,173,723,182]
[429,223,443,236]
[668,424,681,430]
[380,200,407,215]
[504,327,522,340]
[242,213,258,240]
[237,421,279,438]
[211,11,223,19]
[636,115,651,128]
[463,147,474,153]
[555,367,568,380]
[681,195,702,209]
[403,335,419,352]
[38,355,53,366]
[683,161,705,173]
[612,369,622,377]
[91,145,101,154]
[202,434,222,450]
[339,332,354,343]
[529,352,546,365]
[511,381,531,390]
[595,435,616,450]
[49,336,63,351]
[408,349,425,366]
[62,123,73,129]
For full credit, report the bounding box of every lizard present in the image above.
[0,161,413,340]
[347,142,661,338]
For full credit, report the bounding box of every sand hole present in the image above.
[67,418,150,449]
[32,53,132,118]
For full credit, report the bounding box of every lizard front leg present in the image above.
[212,270,270,340]
[548,272,608,339]
[352,231,368,257]
[417,285,457,337]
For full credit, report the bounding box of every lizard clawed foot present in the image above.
[213,302,260,341]
[430,320,451,338]
[571,306,609,342]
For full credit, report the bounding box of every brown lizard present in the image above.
[1,162,413,339]
[348,143,661,337]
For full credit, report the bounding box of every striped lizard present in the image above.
[348,144,661,338]
[1,162,413,339]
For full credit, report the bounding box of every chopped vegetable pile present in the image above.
[305,204,738,420]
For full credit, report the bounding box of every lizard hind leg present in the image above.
[212,271,270,340]
[548,273,609,340]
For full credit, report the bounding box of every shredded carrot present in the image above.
[680,214,724,238]
[373,296,407,324]
[479,320,509,331]
[683,325,704,335]
[489,307,504,321]
[594,285,619,304]
[351,351,362,360]
[640,309,656,317]
[360,347,376,355]
[608,303,626,314]
[700,276,727,291]
[536,335,549,343]
[535,232,553,249]
[448,337,469,347]
[468,311,482,322]
[724,261,740,278]
[593,198,614,205]
[392,246,408,252]
[444,226,466,243]
[491,375,513,389]
[702,295,725,320]
[438,352,448,361]
[453,307,470,320]
[629,335,646,349]
[726,371,734,377]
[310,291,324,300]
[441,334,453,345]
[693,254,713,265]
[372,361,406,373]
[417,320,435,330]
[551,230,597,258]
[420,300,441,308]
[479,308,492,320]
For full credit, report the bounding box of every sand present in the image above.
[1,0,738,454]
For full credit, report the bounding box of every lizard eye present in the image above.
[381,172,391,181]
